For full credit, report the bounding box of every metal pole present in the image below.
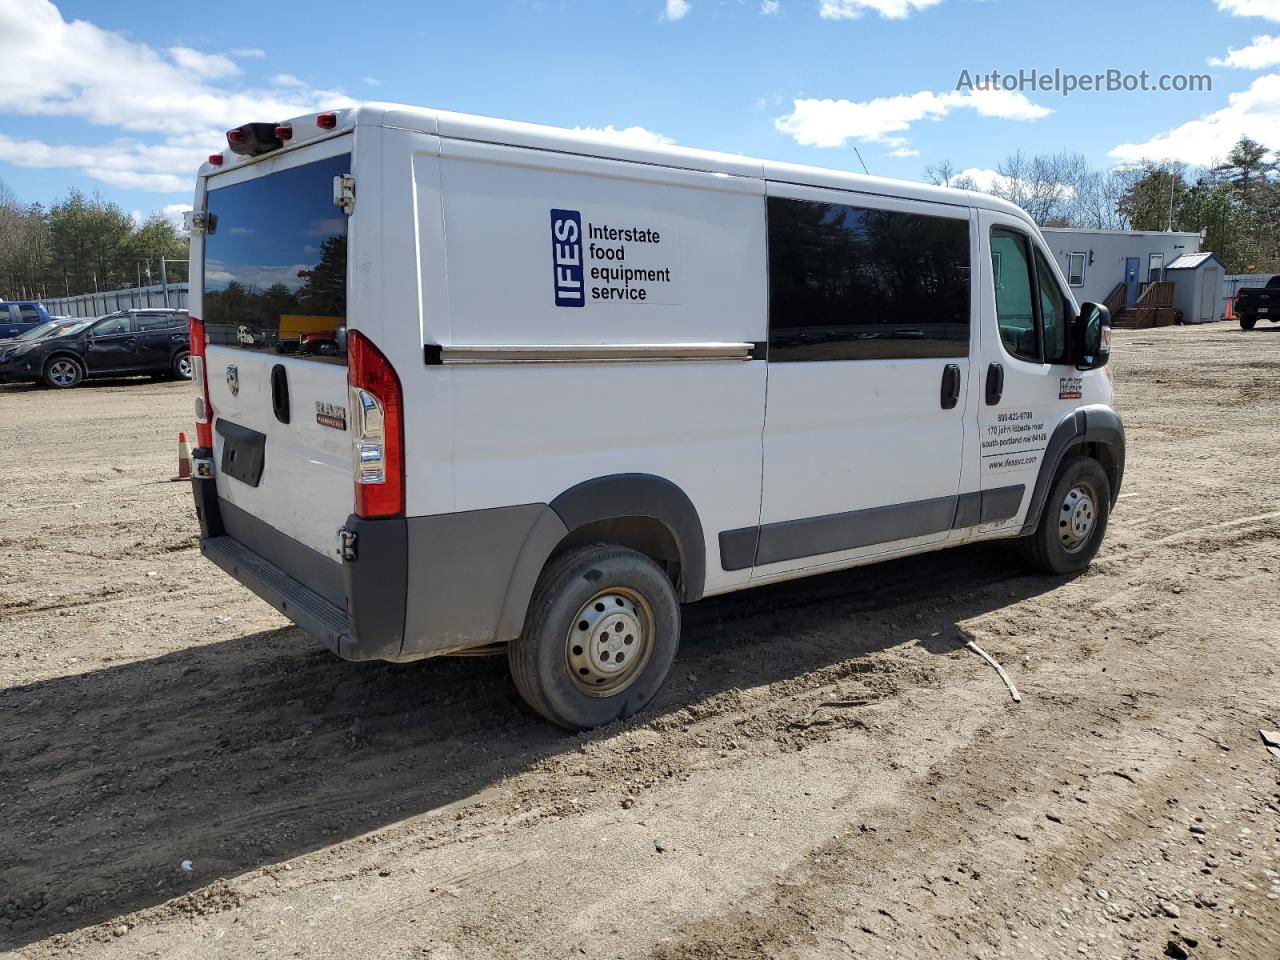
[160,257,169,308]
[1167,172,1175,232]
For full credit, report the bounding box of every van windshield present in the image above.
[202,153,349,364]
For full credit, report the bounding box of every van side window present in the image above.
[991,228,1039,363]
[1035,248,1070,364]
[766,197,970,362]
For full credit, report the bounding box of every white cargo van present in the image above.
[188,104,1123,730]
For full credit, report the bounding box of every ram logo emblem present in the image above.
[226,364,239,397]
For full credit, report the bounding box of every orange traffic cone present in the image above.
[174,432,192,481]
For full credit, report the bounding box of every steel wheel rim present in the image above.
[49,360,77,386]
[177,355,192,378]
[1059,483,1098,553]
[565,587,655,697]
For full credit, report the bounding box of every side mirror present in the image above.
[1075,302,1111,370]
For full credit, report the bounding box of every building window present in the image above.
[1148,253,1165,283]
[1067,252,1086,287]
[766,196,970,362]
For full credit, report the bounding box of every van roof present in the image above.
[368,102,1032,221]
[213,102,1037,230]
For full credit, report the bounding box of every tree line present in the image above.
[925,137,1279,274]
[0,179,189,301]
[2,135,1277,301]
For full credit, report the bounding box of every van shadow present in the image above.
[0,540,1064,948]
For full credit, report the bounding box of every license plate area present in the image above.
[215,419,267,487]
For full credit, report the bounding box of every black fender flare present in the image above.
[549,473,706,603]
[1020,404,1126,536]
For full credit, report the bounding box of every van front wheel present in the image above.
[509,545,680,731]
[1017,456,1111,575]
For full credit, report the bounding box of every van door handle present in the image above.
[270,364,291,424]
[940,364,961,410]
[985,362,1004,406]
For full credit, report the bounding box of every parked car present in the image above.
[0,300,55,339]
[0,308,190,388]
[0,317,88,353]
[189,104,1122,731]
[1236,275,1279,330]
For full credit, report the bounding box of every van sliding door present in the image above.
[750,185,972,577]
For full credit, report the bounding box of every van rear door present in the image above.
[201,149,354,566]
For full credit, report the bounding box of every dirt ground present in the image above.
[1,323,1278,960]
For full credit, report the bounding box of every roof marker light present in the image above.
[227,128,247,145]
[274,124,293,140]
[316,113,337,129]
[207,154,224,166]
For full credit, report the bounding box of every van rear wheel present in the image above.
[1017,455,1111,575]
[1239,316,1256,330]
[509,545,680,731]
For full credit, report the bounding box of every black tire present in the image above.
[508,544,680,731]
[1239,316,1257,330]
[1017,455,1111,575]
[43,355,84,389]
[172,350,193,380]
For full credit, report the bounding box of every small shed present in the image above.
[1166,252,1226,324]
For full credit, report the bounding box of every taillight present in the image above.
[190,316,213,448]
[348,331,404,518]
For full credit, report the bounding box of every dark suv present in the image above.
[0,309,191,389]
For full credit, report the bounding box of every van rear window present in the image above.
[202,153,349,364]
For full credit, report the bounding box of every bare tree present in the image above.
[922,159,977,191]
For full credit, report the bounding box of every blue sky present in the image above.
[1,0,1278,222]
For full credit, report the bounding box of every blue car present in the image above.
[0,301,56,339]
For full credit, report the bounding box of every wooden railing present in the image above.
[1126,281,1178,328]
[1103,282,1128,316]
[1137,281,1175,307]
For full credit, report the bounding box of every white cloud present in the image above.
[886,147,920,157]
[1109,73,1280,166]
[774,88,1050,149]
[819,0,943,20]
[362,76,382,86]
[571,125,676,147]
[663,0,691,20]
[168,46,239,79]
[1215,0,1280,22]
[1210,34,1280,68]
[271,73,306,88]
[945,167,1002,191]
[761,0,780,13]
[0,0,356,192]
[161,203,192,231]
[0,133,204,192]
[230,47,266,58]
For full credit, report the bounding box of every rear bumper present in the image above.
[192,450,568,662]
[201,534,357,655]
[192,457,405,661]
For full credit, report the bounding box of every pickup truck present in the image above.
[0,301,55,339]
[1236,276,1280,330]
